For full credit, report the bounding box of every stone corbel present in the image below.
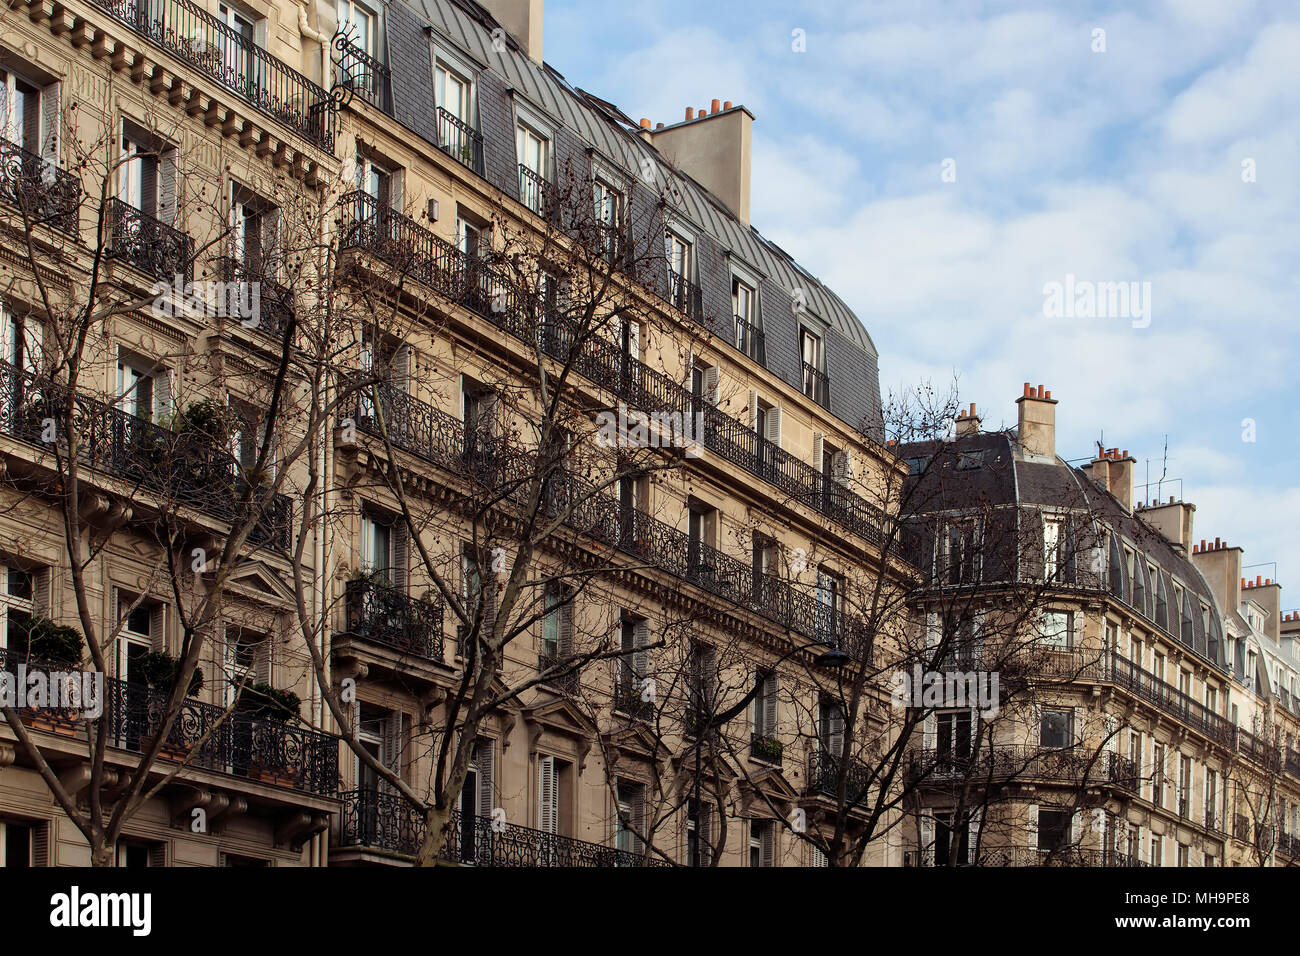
[576,735,592,775]
[0,742,14,768]
[169,786,212,830]
[207,794,244,833]
[275,810,329,850]
[417,687,446,726]
[499,712,517,752]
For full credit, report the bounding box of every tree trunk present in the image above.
[416,804,453,867]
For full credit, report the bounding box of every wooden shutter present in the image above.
[761,673,778,736]
[154,368,172,420]
[760,822,775,867]
[918,814,934,865]
[148,604,166,653]
[148,843,167,867]
[967,808,981,865]
[632,618,649,685]
[20,317,42,375]
[825,702,845,756]
[704,365,720,405]
[470,740,494,819]
[31,567,50,619]
[1026,804,1038,849]
[381,712,403,793]
[38,83,59,165]
[558,599,574,657]
[764,406,781,446]
[253,631,272,685]
[748,389,758,431]
[391,520,409,592]
[157,148,178,226]
[700,805,713,866]
[537,755,557,833]
[30,822,48,866]
[812,432,824,471]
[1,304,16,366]
[812,845,828,867]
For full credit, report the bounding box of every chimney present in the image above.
[955,402,981,437]
[1014,383,1057,460]
[1242,578,1283,642]
[1106,449,1135,513]
[1141,498,1196,554]
[1190,538,1242,618]
[649,101,754,226]
[478,0,544,64]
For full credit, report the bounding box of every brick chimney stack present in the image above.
[649,100,754,226]
[955,402,981,437]
[1190,537,1243,618]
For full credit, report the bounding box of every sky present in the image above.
[543,0,1299,606]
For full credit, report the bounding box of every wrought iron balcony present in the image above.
[802,361,829,407]
[734,314,766,365]
[0,647,338,796]
[614,681,654,720]
[0,359,292,550]
[908,745,1133,788]
[665,268,704,323]
[91,0,335,150]
[806,750,872,804]
[333,34,390,112]
[437,108,484,176]
[339,195,890,558]
[337,790,667,865]
[538,651,579,694]
[750,733,783,765]
[210,256,294,341]
[338,788,425,856]
[518,164,557,219]
[343,577,444,663]
[105,198,195,284]
[0,136,81,236]
[976,847,1149,867]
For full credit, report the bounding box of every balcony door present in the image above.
[0,69,39,152]
[815,569,841,645]
[217,2,261,94]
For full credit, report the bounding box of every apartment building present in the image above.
[896,384,1300,867]
[0,0,909,866]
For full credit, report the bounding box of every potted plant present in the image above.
[15,616,84,667]
[752,734,784,764]
[236,683,302,786]
[135,650,205,695]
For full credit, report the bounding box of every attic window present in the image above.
[905,456,929,474]
[957,450,984,471]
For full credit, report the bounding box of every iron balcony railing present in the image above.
[0,647,338,795]
[806,749,873,804]
[517,164,557,219]
[91,0,334,149]
[437,108,484,176]
[976,847,1150,868]
[343,577,444,663]
[334,36,390,113]
[538,651,579,694]
[0,136,81,235]
[339,194,890,557]
[105,198,195,284]
[0,359,292,550]
[347,379,875,660]
[337,790,668,865]
[750,733,783,765]
[210,256,294,341]
[802,361,829,407]
[665,268,704,323]
[908,745,1137,790]
[734,314,766,365]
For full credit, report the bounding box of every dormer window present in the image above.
[516,123,550,214]
[733,276,764,364]
[800,326,827,405]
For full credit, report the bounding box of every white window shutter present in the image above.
[705,365,720,405]
[922,712,935,750]
[381,712,403,793]
[968,808,981,865]
[155,367,172,420]
[148,604,166,653]
[918,815,934,865]
[748,389,758,431]
[761,823,775,868]
[764,406,781,446]
[158,148,178,227]
[762,673,779,736]
[537,755,556,833]
[1070,810,1082,846]
[632,618,650,683]
[20,317,42,375]
[925,612,940,650]
[1,304,16,367]
[476,740,494,819]
[32,567,50,618]
[629,321,640,361]
[1026,804,1039,848]
[39,82,60,166]
[391,521,409,592]
[812,432,824,470]
[558,600,574,657]
[254,632,272,685]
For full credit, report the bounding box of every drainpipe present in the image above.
[299,2,332,90]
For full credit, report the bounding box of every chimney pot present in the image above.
[639,117,651,129]
[1200,539,1207,551]
[1023,382,1032,397]
[1266,578,1272,586]
[656,122,664,129]
[1215,537,1221,549]
[724,100,733,110]
[711,98,721,113]
[969,402,977,417]
[685,107,694,120]
[1044,390,1052,400]
[1037,384,1045,398]
[1242,577,1248,589]
[1257,575,1264,586]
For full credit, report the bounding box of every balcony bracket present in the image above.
[276,809,330,851]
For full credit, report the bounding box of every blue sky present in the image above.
[544,0,1299,603]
